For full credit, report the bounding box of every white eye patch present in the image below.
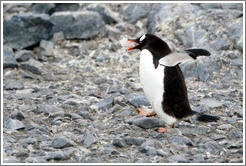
[139,34,146,43]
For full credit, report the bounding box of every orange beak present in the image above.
[127,39,139,51]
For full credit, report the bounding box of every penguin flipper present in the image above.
[192,110,219,122]
[184,49,211,59]
[159,49,211,67]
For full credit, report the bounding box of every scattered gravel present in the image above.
[3,2,243,164]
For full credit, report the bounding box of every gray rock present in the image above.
[65,113,80,120]
[46,151,67,160]
[51,137,74,149]
[228,18,243,51]
[78,107,91,120]
[94,77,107,84]
[200,3,221,9]
[3,46,18,69]
[205,141,224,155]
[20,59,43,75]
[86,4,118,24]
[199,98,224,108]
[4,81,24,90]
[209,134,226,141]
[95,93,120,109]
[11,111,25,121]
[84,132,98,147]
[15,50,36,62]
[112,138,126,147]
[228,129,243,140]
[53,3,79,12]
[14,151,29,158]
[169,135,193,146]
[38,40,54,61]
[127,93,150,107]
[6,118,25,130]
[141,140,162,149]
[19,138,37,144]
[138,146,158,156]
[235,109,243,117]
[122,3,150,24]
[133,117,164,129]
[51,11,106,39]
[36,104,63,115]
[31,3,54,14]
[167,154,188,163]
[3,13,53,49]
[221,3,243,10]
[124,137,144,146]
[231,58,243,66]
[211,37,230,50]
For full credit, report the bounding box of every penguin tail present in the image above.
[184,49,211,59]
[192,111,219,122]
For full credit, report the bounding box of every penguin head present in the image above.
[127,34,172,57]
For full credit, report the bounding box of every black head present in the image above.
[128,34,172,57]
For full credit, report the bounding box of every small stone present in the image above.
[209,134,226,141]
[231,58,243,66]
[38,40,54,61]
[199,98,223,108]
[36,104,63,115]
[31,3,54,14]
[133,117,164,129]
[94,77,107,84]
[112,138,126,147]
[11,111,25,121]
[46,151,67,160]
[167,154,188,163]
[228,129,243,140]
[14,152,29,158]
[141,140,162,149]
[124,137,144,146]
[169,135,193,146]
[95,93,120,109]
[19,138,37,145]
[3,46,18,69]
[83,132,98,147]
[15,50,36,62]
[20,59,43,75]
[138,146,158,156]
[127,93,150,107]
[4,81,24,90]
[205,141,223,155]
[51,137,74,149]
[65,113,81,120]
[6,118,25,130]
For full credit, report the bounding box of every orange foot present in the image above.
[157,124,174,133]
[137,107,156,117]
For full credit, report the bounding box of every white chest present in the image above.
[139,49,177,125]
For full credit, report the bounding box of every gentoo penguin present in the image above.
[127,34,219,132]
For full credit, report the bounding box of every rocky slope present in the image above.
[3,3,243,163]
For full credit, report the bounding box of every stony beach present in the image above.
[2,3,244,163]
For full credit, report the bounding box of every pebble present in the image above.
[10,111,25,121]
[15,50,36,62]
[168,135,193,146]
[112,138,126,148]
[127,93,150,107]
[6,118,25,130]
[124,137,144,146]
[51,137,74,149]
[133,117,164,129]
[3,46,18,69]
[4,81,24,90]
[83,132,98,147]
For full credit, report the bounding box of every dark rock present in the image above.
[6,119,25,130]
[133,117,164,129]
[46,151,67,160]
[31,3,54,14]
[112,138,126,147]
[84,132,98,147]
[51,137,74,149]
[51,11,106,39]
[36,104,63,115]
[3,13,53,49]
[3,46,18,69]
[124,137,144,146]
[4,81,24,90]
[169,135,193,146]
[78,107,91,119]
[11,111,25,121]
[15,50,36,62]
[121,3,150,24]
[138,146,158,156]
[86,4,118,24]
[228,129,243,140]
[14,152,29,158]
[209,134,226,141]
[235,109,243,117]
[53,3,79,12]
[20,59,43,75]
[127,93,150,107]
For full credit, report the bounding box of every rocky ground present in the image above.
[2,3,244,163]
